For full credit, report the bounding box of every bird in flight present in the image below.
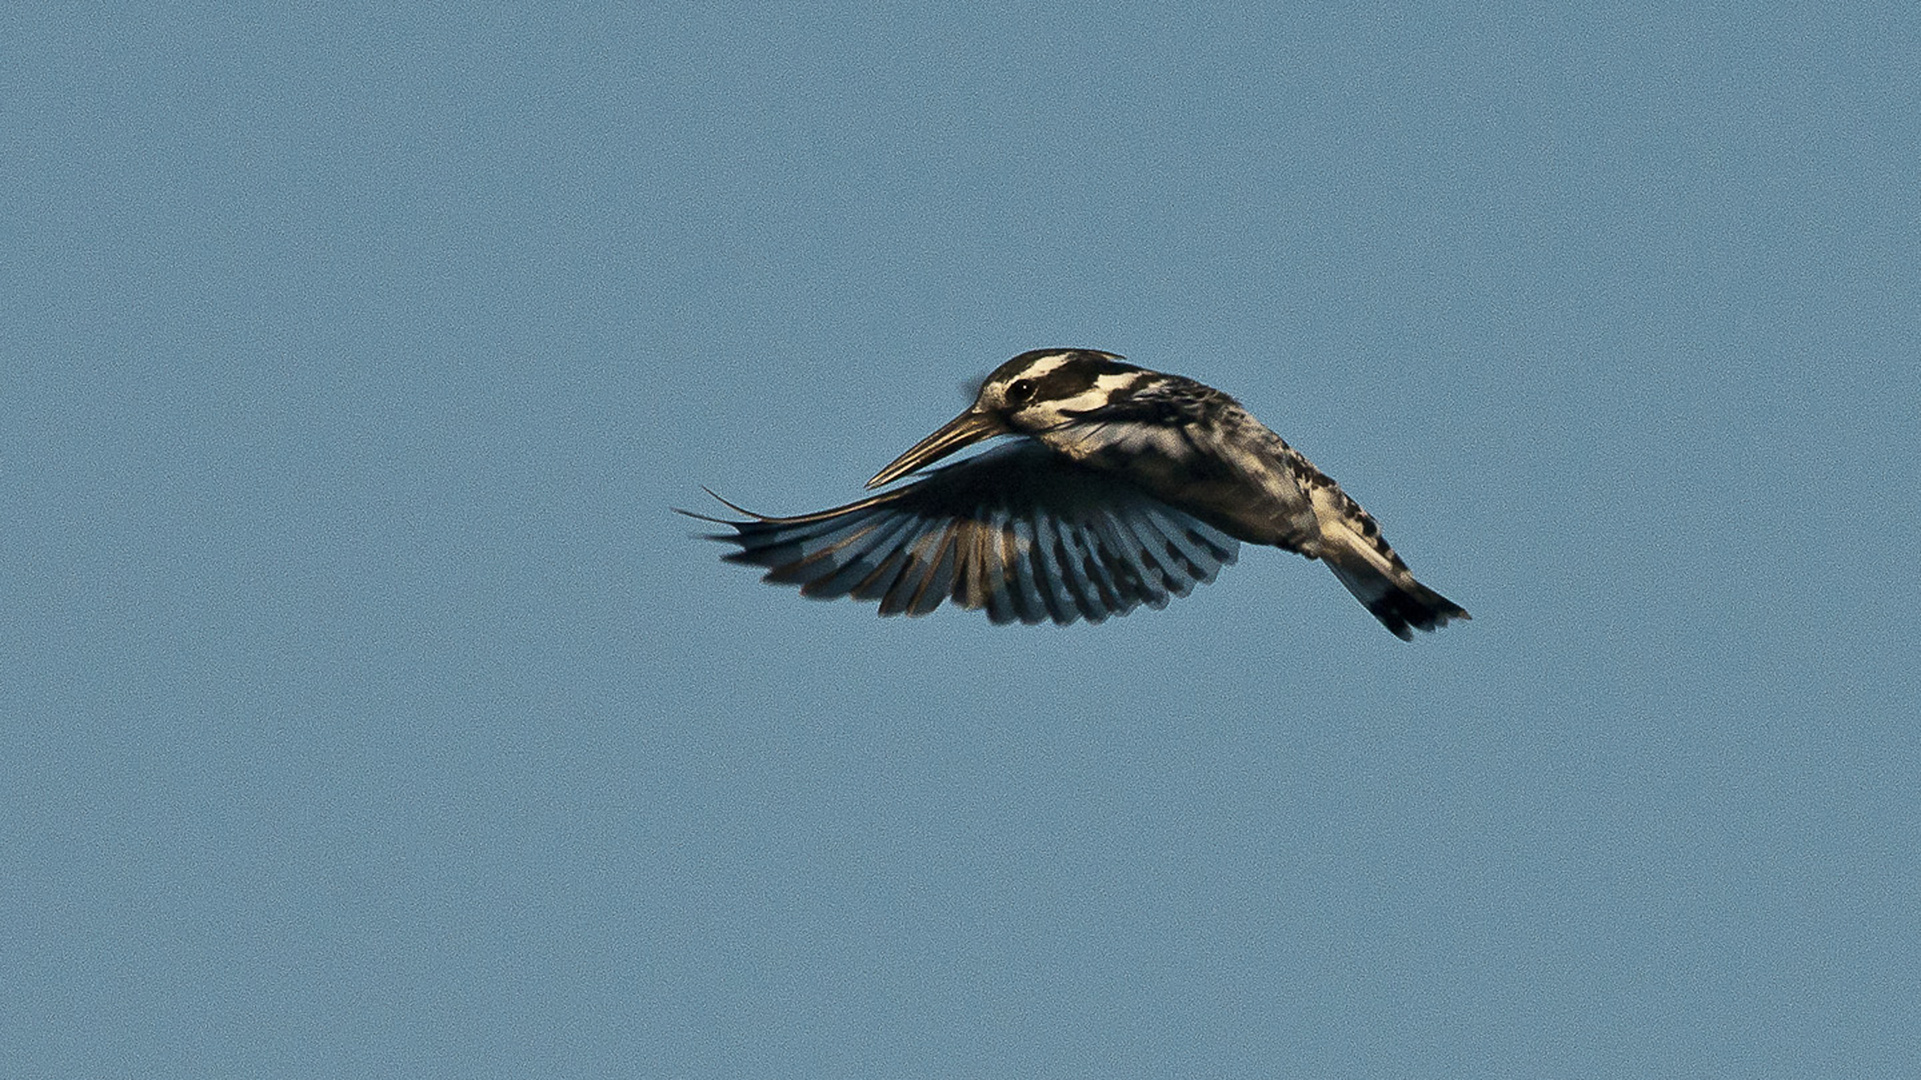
[685,349,1468,640]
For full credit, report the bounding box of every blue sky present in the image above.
[6,4,1918,1077]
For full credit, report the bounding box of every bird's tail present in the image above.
[1322,535,1469,641]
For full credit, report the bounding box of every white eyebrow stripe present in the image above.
[1012,354,1071,381]
[1048,372,1145,413]
[1089,372,1145,397]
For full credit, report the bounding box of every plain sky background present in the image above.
[5,4,1918,1077]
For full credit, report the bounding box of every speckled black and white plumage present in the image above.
[688,348,1468,639]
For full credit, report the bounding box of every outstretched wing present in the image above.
[683,442,1240,625]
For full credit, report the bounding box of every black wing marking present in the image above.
[683,442,1240,625]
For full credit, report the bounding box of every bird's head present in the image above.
[867,348,1144,488]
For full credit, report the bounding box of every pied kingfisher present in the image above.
[686,349,1469,640]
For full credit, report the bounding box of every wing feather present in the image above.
[1023,508,1079,625]
[1098,511,1170,610]
[688,442,1241,625]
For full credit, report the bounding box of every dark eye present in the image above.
[1006,379,1037,404]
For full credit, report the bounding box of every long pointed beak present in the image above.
[866,408,1011,488]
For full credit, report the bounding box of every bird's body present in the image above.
[688,349,1468,639]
